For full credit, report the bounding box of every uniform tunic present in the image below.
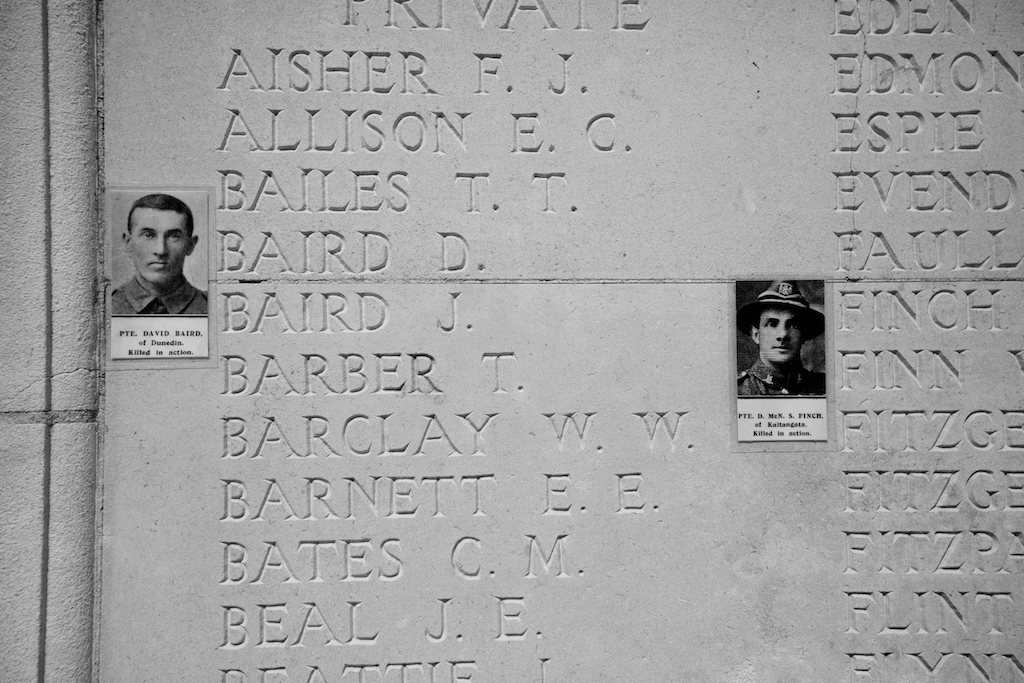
[111,275,208,315]
[737,359,825,396]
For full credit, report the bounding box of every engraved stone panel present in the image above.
[99,2,1024,681]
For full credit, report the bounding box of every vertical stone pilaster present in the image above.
[0,1,99,681]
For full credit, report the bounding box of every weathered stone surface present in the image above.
[0,425,46,682]
[0,1,48,412]
[1,3,98,682]
[92,1,1024,681]
[44,422,95,683]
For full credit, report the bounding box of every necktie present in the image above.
[144,299,168,314]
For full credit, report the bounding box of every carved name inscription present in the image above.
[98,0,1024,680]
[829,3,1024,674]
[837,278,1024,669]
[204,6,663,670]
[831,2,1024,278]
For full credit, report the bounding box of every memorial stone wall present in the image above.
[2,1,1024,682]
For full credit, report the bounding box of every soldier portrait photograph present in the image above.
[109,190,209,316]
[735,280,826,397]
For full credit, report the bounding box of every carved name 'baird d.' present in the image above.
[111,193,208,315]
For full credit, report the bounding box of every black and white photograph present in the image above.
[8,2,1019,680]
[735,279,828,442]
[107,187,212,360]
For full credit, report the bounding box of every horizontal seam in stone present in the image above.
[216,276,1024,285]
[0,410,98,425]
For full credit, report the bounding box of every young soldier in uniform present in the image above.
[111,193,207,315]
[737,281,825,396]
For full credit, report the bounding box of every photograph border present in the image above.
[730,277,836,453]
[105,184,217,370]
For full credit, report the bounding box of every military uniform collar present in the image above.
[748,359,808,388]
[120,274,200,314]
